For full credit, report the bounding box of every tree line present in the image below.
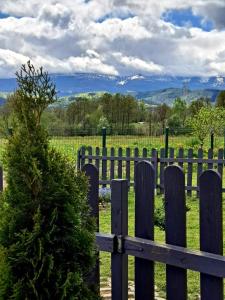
[1,90,225,146]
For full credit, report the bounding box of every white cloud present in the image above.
[0,0,225,77]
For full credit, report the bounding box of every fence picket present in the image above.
[160,148,165,193]
[217,149,223,178]
[197,148,203,197]
[110,147,115,180]
[207,148,213,170]
[82,164,100,294]
[111,180,128,300]
[151,148,158,189]
[88,146,92,164]
[102,147,107,187]
[95,147,100,171]
[126,148,130,183]
[178,148,184,169]
[169,148,174,165]
[187,148,193,197]
[135,161,155,300]
[118,147,123,179]
[164,166,187,300]
[200,170,223,300]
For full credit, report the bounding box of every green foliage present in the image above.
[216,90,225,108]
[187,106,225,146]
[0,62,99,299]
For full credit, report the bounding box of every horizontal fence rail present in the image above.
[83,162,224,300]
[78,146,225,195]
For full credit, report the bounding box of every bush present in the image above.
[0,62,100,299]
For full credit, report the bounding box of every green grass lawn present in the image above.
[99,193,225,299]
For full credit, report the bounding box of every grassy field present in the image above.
[99,193,225,299]
[0,135,224,164]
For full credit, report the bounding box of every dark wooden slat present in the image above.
[135,161,155,300]
[207,148,213,170]
[159,148,165,193]
[95,147,100,171]
[82,164,100,294]
[110,147,115,180]
[142,148,147,158]
[111,180,128,300]
[125,148,130,182]
[96,234,225,278]
[118,147,123,179]
[197,148,203,197]
[187,148,193,197]
[102,147,107,187]
[178,148,184,169]
[200,170,223,300]
[151,149,158,188]
[217,149,223,178]
[122,236,225,277]
[88,146,92,164]
[169,148,174,165]
[165,166,187,300]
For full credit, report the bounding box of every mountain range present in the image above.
[0,73,224,106]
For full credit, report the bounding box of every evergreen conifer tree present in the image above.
[0,62,99,300]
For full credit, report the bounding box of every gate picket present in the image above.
[164,166,187,300]
[200,170,223,300]
[135,161,155,300]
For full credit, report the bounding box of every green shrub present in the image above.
[0,62,100,300]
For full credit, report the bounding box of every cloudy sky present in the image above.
[0,0,225,77]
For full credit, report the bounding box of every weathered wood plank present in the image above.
[125,148,130,182]
[118,147,123,179]
[217,149,223,178]
[197,148,203,197]
[207,148,213,170]
[110,147,115,180]
[95,147,100,171]
[135,161,155,300]
[159,148,165,193]
[187,148,193,197]
[102,147,107,187]
[178,148,184,169]
[200,170,223,300]
[111,180,128,300]
[165,166,187,300]
[169,148,174,165]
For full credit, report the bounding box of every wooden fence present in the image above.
[78,146,225,195]
[83,162,225,300]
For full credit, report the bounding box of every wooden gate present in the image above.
[83,161,225,300]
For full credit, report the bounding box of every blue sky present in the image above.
[0,1,225,78]
[163,8,214,32]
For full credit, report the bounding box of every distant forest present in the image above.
[1,91,225,140]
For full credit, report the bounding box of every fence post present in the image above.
[111,179,128,300]
[210,131,214,150]
[102,127,107,148]
[165,127,169,158]
[82,164,100,295]
[200,170,223,300]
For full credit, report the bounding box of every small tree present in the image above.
[216,90,225,108]
[188,106,225,147]
[0,62,99,299]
